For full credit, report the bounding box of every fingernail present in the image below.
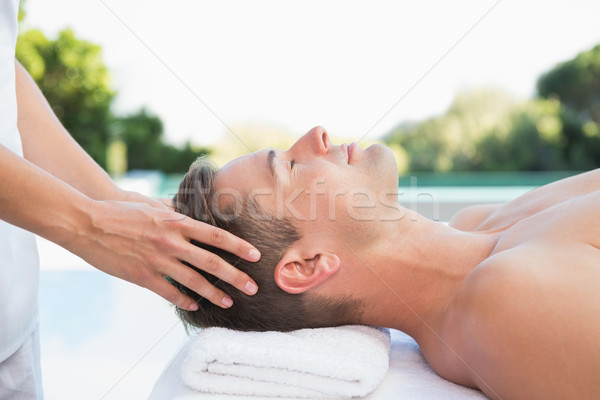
[245,281,258,295]
[248,249,261,261]
[189,302,199,311]
[222,296,233,308]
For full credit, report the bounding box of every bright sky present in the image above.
[22,0,600,146]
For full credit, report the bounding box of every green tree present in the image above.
[112,109,210,173]
[477,99,572,171]
[385,89,590,172]
[385,89,515,172]
[16,25,209,174]
[16,28,114,168]
[537,44,600,167]
[537,44,600,124]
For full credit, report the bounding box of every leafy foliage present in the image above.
[536,44,600,168]
[385,89,518,172]
[385,41,600,172]
[16,27,208,173]
[14,3,600,174]
[537,44,600,124]
[111,109,209,173]
[17,29,114,168]
[476,99,573,171]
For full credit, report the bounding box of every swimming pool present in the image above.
[38,238,188,400]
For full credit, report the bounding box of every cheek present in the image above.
[297,167,370,220]
[281,161,380,221]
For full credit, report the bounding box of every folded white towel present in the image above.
[181,325,391,399]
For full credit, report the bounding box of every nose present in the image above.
[308,126,329,154]
[289,126,329,156]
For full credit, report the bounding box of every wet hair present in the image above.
[169,157,361,332]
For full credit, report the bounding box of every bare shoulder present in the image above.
[478,169,600,231]
[450,170,600,233]
[453,245,600,399]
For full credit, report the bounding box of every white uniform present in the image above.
[0,0,43,396]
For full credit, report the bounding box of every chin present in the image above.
[366,144,398,186]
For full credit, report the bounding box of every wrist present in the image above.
[48,194,100,252]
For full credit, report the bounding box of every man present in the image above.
[172,126,600,400]
[1,0,260,396]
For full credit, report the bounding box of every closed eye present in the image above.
[290,159,296,170]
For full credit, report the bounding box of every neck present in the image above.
[352,210,498,342]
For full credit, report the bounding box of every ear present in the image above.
[274,250,341,294]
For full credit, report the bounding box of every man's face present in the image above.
[213,126,400,249]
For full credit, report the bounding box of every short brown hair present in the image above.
[170,157,361,332]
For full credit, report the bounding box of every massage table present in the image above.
[149,329,489,399]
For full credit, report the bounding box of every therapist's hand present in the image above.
[68,198,261,310]
[12,60,259,310]
[117,189,173,210]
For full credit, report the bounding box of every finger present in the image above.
[181,218,261,262]
[157,197,174,211]
[149,272,233,310]
[163,260,238,308]
[150,198,169,210]
[178,245,259,297]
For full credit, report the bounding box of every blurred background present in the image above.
[13,0,600,398]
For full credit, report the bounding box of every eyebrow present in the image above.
[267,150,276,177]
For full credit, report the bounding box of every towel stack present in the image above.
[181,325,391,399]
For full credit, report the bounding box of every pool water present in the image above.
[38,238,188,400]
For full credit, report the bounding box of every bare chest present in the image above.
[432,201,600,397]
[491,191,600,254]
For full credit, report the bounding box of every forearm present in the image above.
[0,143,93,246]
[9,64,261,312]
[14,60,123,201]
